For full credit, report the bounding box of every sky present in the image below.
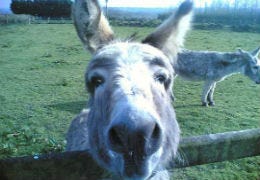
[0,0,12,9]
[0,0,214,10]
[99,0,213,8]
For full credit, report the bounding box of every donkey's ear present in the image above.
[73,0,114,53]
[251,47,260,57]
[142,0,193,61]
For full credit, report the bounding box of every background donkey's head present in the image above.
[72,0,193,179]
[238,47,260,84]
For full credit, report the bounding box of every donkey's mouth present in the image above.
[123,165,149,180]
[122,156,149,179]
[119,147,163,180]
[121,166,156,180]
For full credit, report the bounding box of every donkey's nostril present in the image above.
[108,126,125,152]
[151,123,161,140]
[146,123,162,156]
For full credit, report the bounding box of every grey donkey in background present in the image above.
[175,47,260,106]
[66,0,193,179]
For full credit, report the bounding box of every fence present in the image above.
[0,15,72,25]
[0,128,259,179]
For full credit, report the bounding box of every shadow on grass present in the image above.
[49,101,86,114]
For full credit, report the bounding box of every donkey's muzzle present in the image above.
[107,111,162,178]
[108,110,163,158]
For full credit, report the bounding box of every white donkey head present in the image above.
[71,0,193,179]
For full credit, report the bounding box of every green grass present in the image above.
[0,24,89,157]
[0,24,259,179]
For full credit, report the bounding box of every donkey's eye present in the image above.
[155,74,167,84]
[91,76,104,88]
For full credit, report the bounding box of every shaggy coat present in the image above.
[66,0,193,179]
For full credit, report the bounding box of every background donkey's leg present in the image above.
[201,81,214,106]
[207,82,216,106]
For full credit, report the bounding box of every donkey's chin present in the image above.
[107,147,163,180]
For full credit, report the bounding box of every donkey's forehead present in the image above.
[93,42,170,64]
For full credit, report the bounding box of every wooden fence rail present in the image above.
[0,128,259,179]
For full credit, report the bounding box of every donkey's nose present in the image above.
[108,114,162,156]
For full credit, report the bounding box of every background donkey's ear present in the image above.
[142,0,193,61]
[73,0,114,53]
[251,47,260,57]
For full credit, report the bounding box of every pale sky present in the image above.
[1,0,214,10]
[100,0,213,8]
[1,0,251,10]
[100,0,181,8]
[0,0,12,9]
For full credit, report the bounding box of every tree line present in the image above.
[11,0,72,18]
[157,1,260,32]
[10,0,260,32]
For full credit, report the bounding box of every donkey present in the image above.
[66,0,193,179]
[175,47,260,106]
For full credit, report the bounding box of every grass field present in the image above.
[0,24,260,179]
